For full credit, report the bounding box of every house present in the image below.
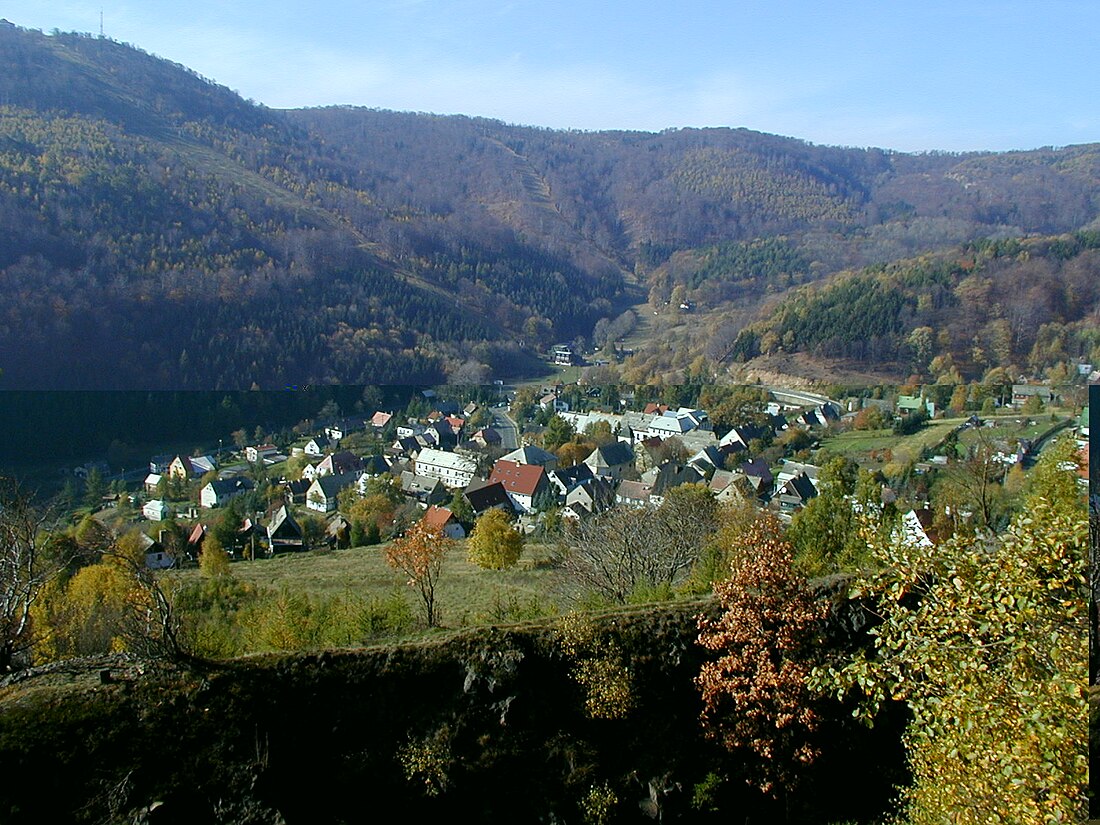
[488,460,549,514]
[400,471,449,507]
[414,448,477,489]
[143,499,170,521]
[552,344,578,366]
[616,479,655,509]
[267,505,305,552]
[138,532,174,570]
[389,436,423,459]
[464,480,517,518]
[245,444,279,463]
[897,395,935,418]
[540,392,570,413]
[396,421,426,439]
[645,412,696,440]
[471,428,502,449]
[548,463,596,499]
[562,477,615,521]
[775,461,821,492]
[317,450,363,477]
[426,420,458,449]
[184,522,206,554]
[688,445,728,476]
[200,477,255,509]
[304,436,332,456]
[168,454,215,480]
[359,454,391,478]
[583,441,635,480]
[708,470,755,504]
[1011,384,1054,409]
[327,514,351,549]
[370,411,394,430]
[776,472,818,514]
[718,423,771,451]
[305,471,360,512]
[149,454,173,474]
[640,462,705,506]
[144,473,163,494]
[422,505,466,540]
[281,478,313,505]
[738,458,774,501]
[501,444,559,470]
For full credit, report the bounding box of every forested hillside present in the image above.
[722,232,1100,381]
[1,24,1098,388]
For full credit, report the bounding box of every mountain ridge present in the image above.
[1,24,1097,388]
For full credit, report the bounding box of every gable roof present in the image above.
[501,444,558,466]
[267,505,302,540]
[780,472,818,502]
[464,481,515,515]
[415,448,477,475]
[423,505,458,530]
[205,477,255,498]
[312,471,361,497]
[489,460,546,496]
[320,451,363,475]
[586,440,634,469]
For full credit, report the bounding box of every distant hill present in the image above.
[1,24,1098,388]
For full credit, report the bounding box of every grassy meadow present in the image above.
[172,538,564,632]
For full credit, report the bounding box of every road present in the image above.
[491,407,520,451]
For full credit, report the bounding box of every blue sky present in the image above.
[10,0,1099,152]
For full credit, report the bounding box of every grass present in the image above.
[820,417,966,461]
[173,539,563,629]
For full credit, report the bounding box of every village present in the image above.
[66,377,1090,573]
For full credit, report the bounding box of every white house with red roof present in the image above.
[422,505,466,539]
[488,459,549,513]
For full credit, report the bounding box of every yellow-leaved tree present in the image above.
[812,436,1087,824]
[466,509,523,570]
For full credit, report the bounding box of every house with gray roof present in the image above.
[583,440,635,480]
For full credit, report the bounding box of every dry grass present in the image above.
[173,539,563,628]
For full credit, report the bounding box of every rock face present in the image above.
[0,601,906,824]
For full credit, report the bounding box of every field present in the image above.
[173,539,563,629]
[818,417,967,461]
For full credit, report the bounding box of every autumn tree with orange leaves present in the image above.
[696,513,830,797]
[385,521,453,628]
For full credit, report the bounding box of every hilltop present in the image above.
[1,24,1098,388]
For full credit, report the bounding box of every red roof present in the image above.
[423,505,457,529]
[489,460,546,496]
[371,411,392,427]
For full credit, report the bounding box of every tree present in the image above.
[814,439,1087,824]
[385,521,453,627]
[199,532,231,578]
[556,484,718,604]
[697,513,830,797]
[0,481,70,671]
[933,428,1006,534]
[448,488,475,528]
[82,467,107,509]
[542,414,575,452]
[467,509,523,570]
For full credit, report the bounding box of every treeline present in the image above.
[0,386,417,464]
